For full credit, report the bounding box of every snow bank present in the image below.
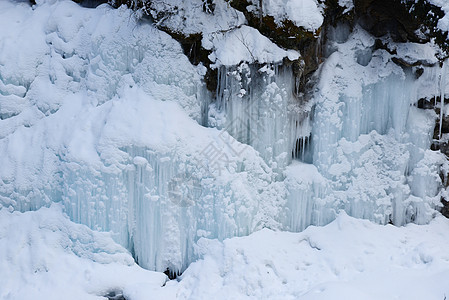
[146,0,300,66]
[2,206,449,299]
[204,25,300,66]
[175,212,449,299]
[0,205,167,300]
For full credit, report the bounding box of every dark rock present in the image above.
[72,0,108,8]
[373,39,397,55]
[433,116,449,141]
[202,0,215,14]
[229,0,355,93]
[441,198,449,218]
[417,98,434,109]
[392,57,436,68]
[414,67,424,79]
[431,140,449,157]
[355,0,448,58]
[164,267,181,280]
[355,0,424,43]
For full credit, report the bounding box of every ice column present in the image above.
[212,63,311,175]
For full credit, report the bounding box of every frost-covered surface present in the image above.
[204,25,300,66]
[246,0,324,31]
[0,205,167,300]
[147,0,245,36]
[176,212,449,299]
[2,206,449,299]
[0,0,285,273]
[292,26,447,228]
[147,0,300,66]
[210,62,309,175]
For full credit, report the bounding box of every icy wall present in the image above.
[0,0,447,273]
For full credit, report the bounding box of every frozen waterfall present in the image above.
[0,0,446,274]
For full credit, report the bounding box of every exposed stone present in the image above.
[229,0,320,82]
[355,0,422,42]
[164,267,181,280]
[355,0,448,58]
[417,98,434,109]
[391,57,436,68]
[228,0,355,93]
[433,115,449,141]
[441,199,449,218]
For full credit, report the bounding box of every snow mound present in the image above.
[204,25,300,66]
[3,206,449,299]
[0,205,167,300]
[176,213,449,299]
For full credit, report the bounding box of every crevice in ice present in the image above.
[292,135,312,163]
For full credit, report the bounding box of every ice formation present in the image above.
[0,0,448,275]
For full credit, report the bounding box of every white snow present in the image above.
[143,0,298,66]
[338,0,354,14]
[175,212,449,299]
[429,0,449,32]
[0,205,167,300]
[146,0,246,36]
[246,0,324,32]
[174,213,449,300]
[2,206,449,299]
[204,25,300,66]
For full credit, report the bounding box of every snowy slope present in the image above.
[0,205,167,300]
[176,212,449,300]
[1,206,449,299]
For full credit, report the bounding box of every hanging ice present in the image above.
[210,62,312,176]
[0,0,447,275]
[284,26,445,229]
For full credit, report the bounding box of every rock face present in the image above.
[229,0,320,89]
[442,199,449,217]
[355,0,423,42]
[355,0,448,57]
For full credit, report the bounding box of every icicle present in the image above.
[439,61,447,140]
